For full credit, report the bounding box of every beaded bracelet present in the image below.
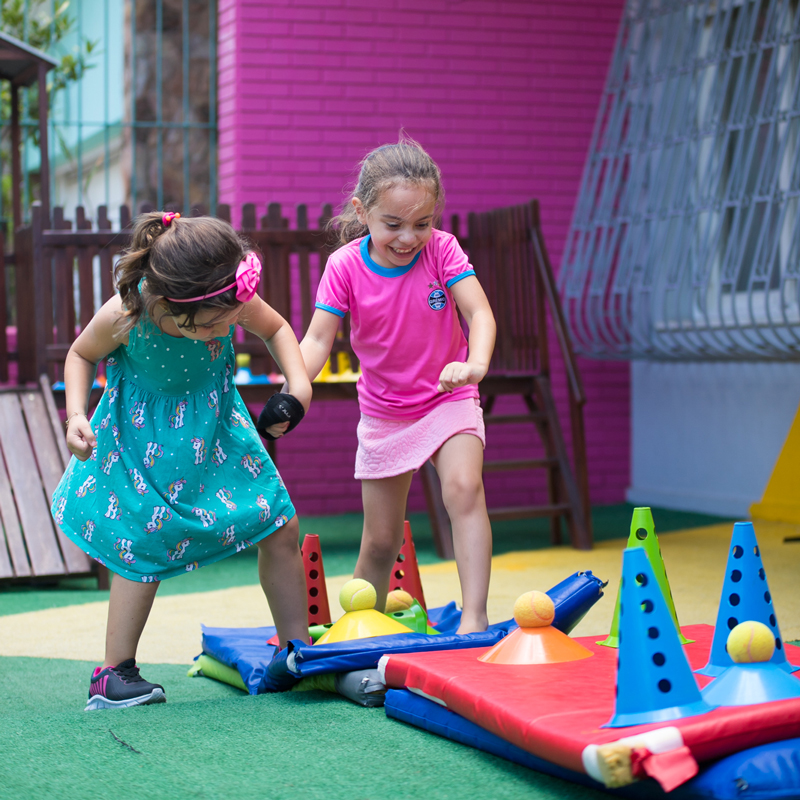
[65,412,87,430]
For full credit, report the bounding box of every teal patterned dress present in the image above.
[51,314,295,583]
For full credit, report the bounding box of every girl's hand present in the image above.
[66,415,97,461]
[437,361,488,393]
[256,393,306,440]
[263,421,290,439]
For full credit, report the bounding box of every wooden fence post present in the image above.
[31,202,52,384]
[14,208,36,385]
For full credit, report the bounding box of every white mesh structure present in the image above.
[560,0,800,360]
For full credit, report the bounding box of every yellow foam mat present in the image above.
[3,521,798,664]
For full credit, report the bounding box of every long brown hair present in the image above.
[114,213,254,335]
[331,138,445,245]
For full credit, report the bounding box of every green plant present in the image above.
[1,0,98,220]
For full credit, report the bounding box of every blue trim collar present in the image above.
[360,235,421,277]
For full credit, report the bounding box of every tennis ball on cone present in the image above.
[514,591,555,628]
[385,589,414,614]
[339,579,377,612]
[726,620,776,663]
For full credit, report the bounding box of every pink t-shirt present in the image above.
[315,228,480,420]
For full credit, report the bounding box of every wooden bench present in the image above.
[0,375,107,588]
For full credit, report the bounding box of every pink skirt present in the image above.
[355,397,485,480]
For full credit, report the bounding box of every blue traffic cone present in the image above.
[604,548,716,728]
[696,522,798,677]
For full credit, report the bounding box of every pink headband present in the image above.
[163,212,180,226]
[166,252,262,304]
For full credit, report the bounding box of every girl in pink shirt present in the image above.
[301,141,496,634]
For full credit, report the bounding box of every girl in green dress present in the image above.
[52,211,312,709]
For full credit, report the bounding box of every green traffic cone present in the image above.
[597,507,693,647]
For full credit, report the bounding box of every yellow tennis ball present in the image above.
[513,591,555,628]
[385,589,414,614]
[727,621,775,664]
[339,579,377,612]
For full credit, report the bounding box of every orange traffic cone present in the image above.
[390,520,427,611]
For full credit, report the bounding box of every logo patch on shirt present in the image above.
[427,288,447,311]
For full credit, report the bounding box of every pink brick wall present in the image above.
[218,0,630,516]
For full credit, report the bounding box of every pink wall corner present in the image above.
[219,0,629,516]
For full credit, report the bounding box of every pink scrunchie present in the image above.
[233,252,261,303]
[166,252,262,304]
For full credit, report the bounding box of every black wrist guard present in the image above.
[256,393,305,440]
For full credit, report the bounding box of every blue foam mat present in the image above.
[384,689,800,800]
[201,604,512,694]
[200,572,606,695]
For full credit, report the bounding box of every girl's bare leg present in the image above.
[356,471,414,613]
[431,433,491,634]
[103,574,160,668]
[257,515,309,648]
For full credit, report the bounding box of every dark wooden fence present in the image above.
[5,199,592,550]
[9,201,358,386]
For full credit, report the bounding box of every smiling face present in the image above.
[354,182,436,270]
[164,304,244,341]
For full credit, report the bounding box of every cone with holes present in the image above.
[696,521,798,677]
[301,533,331,627]
[604,548,715,728]
[701,620,800,707]
[479,590,593,665]
[316,579,413,644]
[389,520,427,611]
[267,533,331,647]
[598,507,691,647]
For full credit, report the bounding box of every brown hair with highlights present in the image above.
[113,213,255,335]
[331,138,445,245]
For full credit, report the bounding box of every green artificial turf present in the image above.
[3,506,797,800]
[0,504,732,617]
[0,656,609,800]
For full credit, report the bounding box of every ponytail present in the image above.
[114,212,171,336]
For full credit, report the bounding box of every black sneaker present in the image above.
[85,658,166,711]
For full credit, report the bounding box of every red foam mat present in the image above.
[383,625,800,778]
